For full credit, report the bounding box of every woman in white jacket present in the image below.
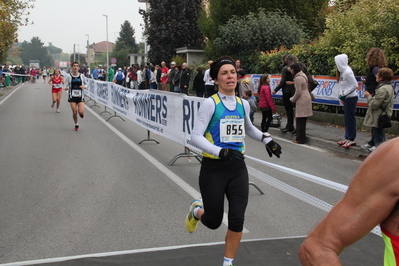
[335,54,359,148]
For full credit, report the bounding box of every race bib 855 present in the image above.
[219,118,245,143]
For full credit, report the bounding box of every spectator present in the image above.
[155,65,162,90]
[114,68,125,85]
[130,65,138,89]
[193,67,205,97]
[235,59,243,72]
[97,65,105,81]
[123,66,128,87]
[172,65,181,93]
[258,74,276,132]
[92,66,98,80]
[289,63,313,144]
[0,66,3,87]
[108,67,114,82]
[272,54,298,133]
[20,64,27,82]
[362,67,394,151]
[149,66,157,90]
[137,66,144,90]
[237,70,254,98]
[242,90,257,124]
[204,60,215,97]
[180,63,191,95]
[361,47,388,151]
[142,65,149,89]
[168,62,176,92]
[160,61,169,91]
[335,54,359,148]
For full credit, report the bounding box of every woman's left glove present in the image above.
[265,140,282,158]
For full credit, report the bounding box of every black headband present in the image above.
[210,59,236,80]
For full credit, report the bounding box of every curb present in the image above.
[256,124,370,159]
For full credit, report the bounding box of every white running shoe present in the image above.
[368,146,376,152]
[360,144,372,149]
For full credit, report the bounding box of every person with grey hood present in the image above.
[335,54,359,149]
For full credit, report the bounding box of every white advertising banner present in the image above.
[84,77,398,151]
[85,79,205,152]
[249,74,399,110]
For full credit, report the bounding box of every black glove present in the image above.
[265,140,282,158]
[219,148,244,162]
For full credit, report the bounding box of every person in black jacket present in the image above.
[180,63,191,95]
[172,65,181,93]
[193,67,205,97]
[272,54,298,133]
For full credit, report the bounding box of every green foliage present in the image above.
[111,46,130,68]
[20,37,54,67]
[255,0,399,76]
[214,9,308,73]
[316,0,399,75]
[47,43,62,54]
[142,0,203,65]
[0,0,35,62]
[199,0,329,59]
[116,20,139,53]
[111,20,139,68]
[170,55,186,67]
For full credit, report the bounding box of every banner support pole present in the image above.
[168,146,202,166]
[139,130,160,144]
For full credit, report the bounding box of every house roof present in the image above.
[91,41,115,53]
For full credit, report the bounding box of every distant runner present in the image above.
[48,68,64,113]
[64,62,87,131]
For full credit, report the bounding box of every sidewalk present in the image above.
[253,112,391,158]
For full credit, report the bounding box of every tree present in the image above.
[214,9,308,73]
[69,54,86,65]
[111,40,130,68]
[316,0,399,74]
[0,0,34,62]
[116,20,139,53]
[111,20,139,68]
[20,37,54,67]
[6,43,23,65]
[141,0,204,65]
[47,42,62,61]
[199,0,329,59]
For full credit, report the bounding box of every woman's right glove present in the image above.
[219,148,244,162]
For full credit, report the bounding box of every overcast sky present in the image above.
[17,0,147,54]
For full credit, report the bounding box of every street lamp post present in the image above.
[86,34,90,69]
[77,44,80,65]
[103,14,109,74]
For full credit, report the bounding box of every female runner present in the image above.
[186,55,282,266]
[48,68,64,113]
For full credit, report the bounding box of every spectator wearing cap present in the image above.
[168,62,176,92]
[97,65,105,81]
[113,68,125,85]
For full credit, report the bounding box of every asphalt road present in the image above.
[0,81,376,264]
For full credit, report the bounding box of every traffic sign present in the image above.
[110,57,117,64]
